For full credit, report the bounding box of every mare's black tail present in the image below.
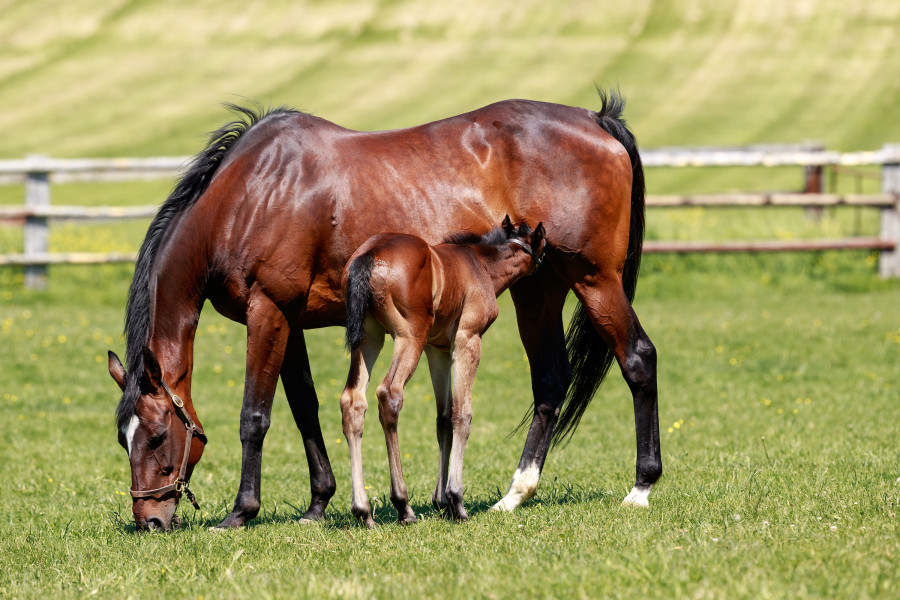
[344,254,376,351]
[551,87,646,447]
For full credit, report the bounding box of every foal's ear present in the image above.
[141,346,163,390]
[501,214,514,235]
[108,351,126,392]
[534,222,546,244]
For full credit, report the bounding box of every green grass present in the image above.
[2,0,899,163]
[3,1,900,597]
[1,246,899,598]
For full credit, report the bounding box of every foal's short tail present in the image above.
[551,88,646,447]
[344,254,376,351]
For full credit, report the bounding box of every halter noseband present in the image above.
[509,237,544,270]
[129,379,207,510]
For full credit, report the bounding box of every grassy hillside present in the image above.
[1,0,899,162]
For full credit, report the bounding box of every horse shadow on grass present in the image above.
[223,479,610,531]
[110,479,613,533]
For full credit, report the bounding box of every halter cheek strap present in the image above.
[509,238,544,270]
[129,380,207,510]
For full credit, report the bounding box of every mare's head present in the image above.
[501,214,546,274]
[108,348,206,531]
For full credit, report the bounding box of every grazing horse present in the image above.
[340,217,546,526]
[107,89,660,531]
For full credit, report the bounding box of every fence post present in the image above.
[24,155,50,289]
[880,144,900,278]
[803,142,826,221]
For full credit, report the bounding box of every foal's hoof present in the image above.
[451,508,469,523]
[398,512,418,526]
[440,505,468,522]
[352,510,376,529]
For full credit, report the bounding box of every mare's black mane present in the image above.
[116,104,300,430]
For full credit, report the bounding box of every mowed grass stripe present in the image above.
[2,0,900,158]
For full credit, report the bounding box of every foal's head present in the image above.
[108,348,206,531]
[500,214,546,274]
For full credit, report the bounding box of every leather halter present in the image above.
[129,379,207,510]
[510,237,544,270]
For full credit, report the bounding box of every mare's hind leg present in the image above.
[281,329,336,522]
[493,270,571,511]
[573,281,662,507]
[339,317,385,528]
[424,346,453,512]
[376,334,426,525]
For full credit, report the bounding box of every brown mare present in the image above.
[107,89,661,531]
[340,217,546,526]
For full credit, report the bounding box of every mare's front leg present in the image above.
[423,346,452,511]
[280,329,336,522]
[376,334,426,525]
[339,318,385,528]
[493,269,571,511]
[444,328,483,521]
[217,292,290,529]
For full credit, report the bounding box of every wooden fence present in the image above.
[1,145,899,289]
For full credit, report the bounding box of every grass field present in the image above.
[1,253,898,599]
[3,1,900,598]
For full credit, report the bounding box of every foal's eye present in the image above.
[149,432,167,450]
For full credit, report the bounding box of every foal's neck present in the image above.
[475,244,531,297]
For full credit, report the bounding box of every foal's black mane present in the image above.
[442,223,531,250]
[116,104,301,430]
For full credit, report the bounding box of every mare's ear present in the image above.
[141,346,163,390]
[501,214,514,236]
[108,351,126,392]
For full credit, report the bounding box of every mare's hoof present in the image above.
[215,512,250,529]
[621,486,651,508]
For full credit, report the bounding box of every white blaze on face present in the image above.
[123,415,139,457]
[622,485,652,507]
[490,463,541,512]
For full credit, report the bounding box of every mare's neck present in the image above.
[146,221,209,396]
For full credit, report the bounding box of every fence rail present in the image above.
[2,144,899,287]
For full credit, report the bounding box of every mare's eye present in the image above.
[149,432,167,450]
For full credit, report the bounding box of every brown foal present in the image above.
[339,217,545,526]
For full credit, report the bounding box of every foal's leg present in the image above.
[218,291,291,528]
[375,334,426,525]
[280,329,336,522]
[339,318,384,528]
[573,280,661,507]
[443,327,485,521]
[493,270,571,511]
[424,345,453,511]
